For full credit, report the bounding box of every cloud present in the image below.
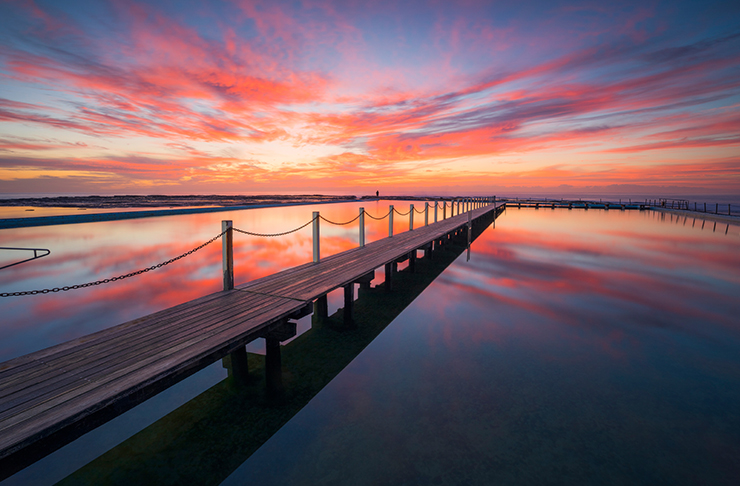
[1,0,739,193]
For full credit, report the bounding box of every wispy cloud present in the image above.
[0,0,739,194]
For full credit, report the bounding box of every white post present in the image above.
[359,207,365,247]
[425,202,429,226]
[389,205,394,237]
[222,220,233,291]
[312,211,320,263]
[409,204,414,231]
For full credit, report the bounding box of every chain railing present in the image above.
[1,229,227,297]
[365,209,392,220]
[2,198,498,297]
[319,213,362,226]
[232,216,316,237]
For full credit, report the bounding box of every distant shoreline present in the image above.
[0,197,368,230]
[0,194,361,209]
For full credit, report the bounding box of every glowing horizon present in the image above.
[1,0,739,196]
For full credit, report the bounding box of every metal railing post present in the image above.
[425,202,429,226]
[409,204,414,231]
[359,207,365,247]
[389,205,394,237]
[443,201,446,220]
[313,212,320,263]
[222,220,234,291]
[434,201,438,222]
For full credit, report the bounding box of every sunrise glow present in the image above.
[1,0,738,195]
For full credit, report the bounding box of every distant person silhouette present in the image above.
[376,190,379,198]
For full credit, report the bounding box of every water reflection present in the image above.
[219,207,740,485]
[0,200,432,362]
[54,212,488,485]
[4,205,739,484]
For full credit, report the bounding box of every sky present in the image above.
[0,0,739,196]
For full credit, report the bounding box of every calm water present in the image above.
[2,204,740,484]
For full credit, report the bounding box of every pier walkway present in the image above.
[0,201,504,478]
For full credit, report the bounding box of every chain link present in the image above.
[232,216,316,237]
[319,213,361,226]
[1,230,227,297]
[394,208,412,216]
[365,209,391,220]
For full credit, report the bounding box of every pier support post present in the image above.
[265,337,282,394]
[263,320,296,395]
[409,250,416,273]
[313,212,320,263]
[467,211,472,247]
[409,204,414,230]
[222,220,234,291]
[359,207,365,247]
[223,345,250,384]
[343,284,355,327]
[389,205,394,237]
[314,294,328,318]
[384,262,393,291]
[356,270,374,290]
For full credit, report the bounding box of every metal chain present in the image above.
[394,207,412,216]
[365,209,391,220]
[232,216,316,237]
[1,230,227,297]
[319,213,362,226]
[414,206,426,214]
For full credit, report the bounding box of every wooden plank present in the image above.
[0,293,302,424]
[0,291,277,397]
[0,298,304,453]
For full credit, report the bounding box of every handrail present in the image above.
[0,247,51,271]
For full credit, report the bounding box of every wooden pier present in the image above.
[0,201,504,479]
[503,199,647,210]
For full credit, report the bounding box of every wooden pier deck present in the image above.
[0,202,503,478]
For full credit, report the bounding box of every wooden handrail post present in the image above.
[409,204,414,231]
[443,201,446,220]
[389,205,394,237]
[434,201,438,222]
[222,220,234,291]
[425,202,429,226]
[359,207,365,247]
[313,211,320,263]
